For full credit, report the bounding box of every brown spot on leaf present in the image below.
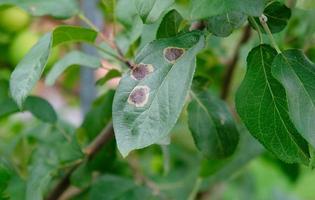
[164,47,185,63]
[131,63,154,80]
[128,86,150,107]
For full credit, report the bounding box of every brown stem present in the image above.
[220,25,251,100]
[45,123,114,200]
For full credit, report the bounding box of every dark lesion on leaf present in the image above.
[128,86,150,107]
[163,47,185,63]
[131,63,154,80]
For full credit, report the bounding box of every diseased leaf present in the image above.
[10,26,98,108]
[10,33,52,108]
[24,96,57,123]
[272,50,315,149]
[96,69,121,86]
[134,0,175,24]
[0,0,79,18]
[207,11,247,37]
[250,1,291,34]
[113,31,205,157]
[235,45,310,164]
[188,90,239,159]
[89,175,156,200]
[190,0,264,20]
[52,26,98,47]
[46,51,101,86]
[157,9,184,39]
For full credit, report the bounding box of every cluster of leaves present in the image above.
[0,0,315,199]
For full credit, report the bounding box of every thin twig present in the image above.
[220,25,252,100]
[45,123,114,200]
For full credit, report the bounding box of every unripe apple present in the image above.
[0,7,30,33]
[9,31,39,66]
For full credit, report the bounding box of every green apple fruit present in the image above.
[9,31,39,66]
[0,6,30,33]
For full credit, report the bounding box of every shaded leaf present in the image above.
[96,69,121,86]
[271,50,315,149]
[24,96,57,123]
[157,9,184,39]
[113,31,205,157]
[89,175,157,200]
[235,45,309,164]
[134,0,175,24]
[250,1,291,34]
[0,0,79,18]
[46,51,101,86]
[190,0,264,20]
[207,11,247,37]
[188,90,239,159]
[0,98,19,118]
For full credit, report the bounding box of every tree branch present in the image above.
[45,123,114,200]
[220,25,251,100]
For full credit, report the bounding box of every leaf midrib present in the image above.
[259,47,308,160]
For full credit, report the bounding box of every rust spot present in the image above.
[164,47,185,63]
[128,86,150,107]
[131,63,154,80]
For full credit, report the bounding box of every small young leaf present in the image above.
[46,51,101,86]
[96,69,121,86]
[52,26,98,47]
[113,31,205,157]
[10,33,52,108]
[188,90,239,159]
[157,9,184,39]
[207,11,247,37]
[272,50,315,149]
[190,0,264,20]
[236,45,310,164]
[24,96,57,123]
[0,0,79,18]
[250,1,291,34]
[134,0,174,24]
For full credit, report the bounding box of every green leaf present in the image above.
[157,9,184,39]
[190,0,264,20]
[10,26,97,108]
[96,69,121,86]
[24,96,57,123]
[0,98,19,118]
[188,90,239,159]
[271,50,315,150]
[296,0,315,10]
[207,11,247,37]
[52,26,98,47]
[113,31,205,157]
[134,0,175,24]
[250,1,291,34]
[0,0,79,18]
[46,51,101,86]
[89,175,156,200]
[10,33,52,108]
[235,45,310,164]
